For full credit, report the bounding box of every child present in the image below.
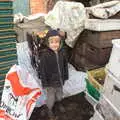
[39,29,68,119]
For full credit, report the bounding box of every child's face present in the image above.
[48,36,61,52]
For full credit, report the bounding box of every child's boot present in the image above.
[57,102,66,113]
[48,110,56,120]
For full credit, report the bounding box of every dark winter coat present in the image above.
[38,48,68,88]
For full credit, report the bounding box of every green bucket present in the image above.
[85,79,100,101]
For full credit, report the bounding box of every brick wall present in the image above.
[30,0,55,14]
[30,0,47,14]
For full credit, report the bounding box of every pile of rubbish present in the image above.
[1,0,120,120]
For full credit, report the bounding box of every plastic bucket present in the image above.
[107,39,120,80]
[85,79,101,101]
[87,67,105,91]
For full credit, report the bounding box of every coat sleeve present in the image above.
[38,55,48,87]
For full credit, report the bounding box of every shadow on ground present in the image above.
[30,93,94,120]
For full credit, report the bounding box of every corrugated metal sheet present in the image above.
[0,1,17,100]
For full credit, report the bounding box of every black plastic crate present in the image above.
[79,30,120,48]
[85,43,112,65]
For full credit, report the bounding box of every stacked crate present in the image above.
[70,29,120,71]
[0,0,17,98]
[70,10,120,71]
[79,30,116,65]
[103,39,120,113]
[91,39,120,120]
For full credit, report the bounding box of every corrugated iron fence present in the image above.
[0,0,17,100]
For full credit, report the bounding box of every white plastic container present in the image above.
[103,70,120,111]
[90,109,104,120]
[85,19,120,31]
[107,39,120,80]
[90,95,120,120]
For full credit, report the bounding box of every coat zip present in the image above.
[55,52,63,88]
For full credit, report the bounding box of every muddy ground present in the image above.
[30,93,94,120]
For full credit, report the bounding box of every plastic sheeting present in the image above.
[14,13,46,24]
[45,1,86,48]
[85,1,120,31]
[63,64,86,98]
[17,41,46,107]
[0,65,41,120]
[86,1,120,19]
[17,41,42,87]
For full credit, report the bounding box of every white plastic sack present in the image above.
[14,13,24,24]
[63,64,86,97]
[17,42,47,108]
[87,1,120,19]
[17,42,42,87]
[24,13,46,21]
[35,91,46,107]
[45,1,86,48]
[0,65,41,120]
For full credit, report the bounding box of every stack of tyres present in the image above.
[0,0,17,99]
